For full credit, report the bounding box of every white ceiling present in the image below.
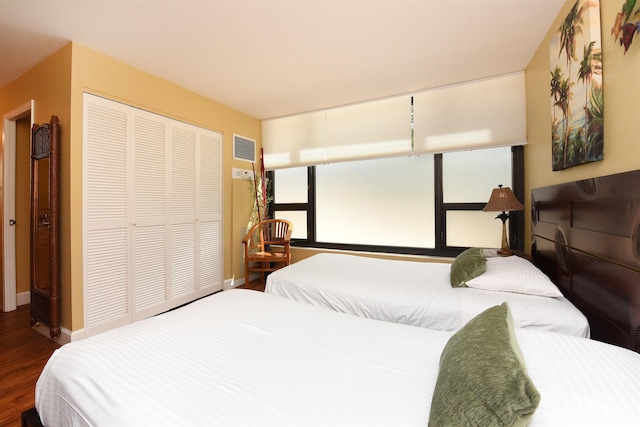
[0,0,564,120]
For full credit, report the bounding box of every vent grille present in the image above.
[233,134,256,162]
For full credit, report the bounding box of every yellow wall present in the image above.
[15,118,31,295]
[1,42,260,333]
[232,179,255,284]
[524,0,640,250]
[0,43,72,309]
[289,247,451,264]
[68,44,260,331]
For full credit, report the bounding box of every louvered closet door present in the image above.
[132,113,168,319]
[84,100,130,333]
[199,132,223,292]
[83,93,223,336]
[168,124,223,305]
[169,125,197,304]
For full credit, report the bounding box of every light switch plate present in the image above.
[232,168,254,180]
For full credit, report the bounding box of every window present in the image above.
[271,146,523,256]
[272,167,309,241]
[441,147,514,248]
[316,155,434,247]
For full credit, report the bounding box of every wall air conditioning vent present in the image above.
[233,134,256,162]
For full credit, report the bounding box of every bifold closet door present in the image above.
[83,93,222,337]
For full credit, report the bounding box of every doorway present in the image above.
[2,100,34,312]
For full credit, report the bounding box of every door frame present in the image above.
[2,100,34,312]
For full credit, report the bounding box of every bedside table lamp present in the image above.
[483,185,524,256]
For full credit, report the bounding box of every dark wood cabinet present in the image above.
[30,116,60,338]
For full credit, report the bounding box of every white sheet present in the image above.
[36,290,445,427]
[266,253,590,337]
[515,328,640,426]
[36,290,640,427]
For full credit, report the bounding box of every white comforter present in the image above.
[36,290,639,426]
[266,253,590,337]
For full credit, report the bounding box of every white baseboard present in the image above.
[222,274,259,290]
[17,291,30,306]
[68,328,85,342]
[18,292,79,344]
[33,323,73,345]
[223,276,243,290]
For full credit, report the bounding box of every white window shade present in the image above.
[262,95,411,169]
[262,110,327,169]
[413,72,526,154]
[325,95,411,163]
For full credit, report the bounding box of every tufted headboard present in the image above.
[531,170,640,353]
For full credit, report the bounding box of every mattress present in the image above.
[266,253,590,337]
[36,289,639,426]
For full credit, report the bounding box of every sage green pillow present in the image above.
[428,303,541,427]
[450,247,487,287]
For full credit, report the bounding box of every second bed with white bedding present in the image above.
[35,290,639,426]
[265,252,590,337]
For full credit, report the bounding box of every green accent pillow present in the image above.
[450,247,487,287]
[428,303,541,427]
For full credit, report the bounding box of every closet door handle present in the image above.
[9,219,16,226]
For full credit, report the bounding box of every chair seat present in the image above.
[248,251,288,260]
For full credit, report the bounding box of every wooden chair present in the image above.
[242,219,292,286]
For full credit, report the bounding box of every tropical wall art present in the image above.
[550,0,603,171]
[612,0,640,53]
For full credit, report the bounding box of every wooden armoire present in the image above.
[30,115,60,338]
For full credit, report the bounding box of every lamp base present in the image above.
[497,248,513,256]
[499,218,511,256]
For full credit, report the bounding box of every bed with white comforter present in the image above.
[265,252,590,337]
[36,289,639,427]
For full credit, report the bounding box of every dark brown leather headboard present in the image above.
[531,170,640,353]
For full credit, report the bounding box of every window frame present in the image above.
[270,146,524,257]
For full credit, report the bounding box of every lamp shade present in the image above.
[483,186,524,212]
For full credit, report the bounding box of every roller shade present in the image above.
[263,95,411,169]
[413,72,526,154]
[262,72,525,168]
[262,110,327,169]
[325,95,412,163]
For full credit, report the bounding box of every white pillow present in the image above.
[465,255,563,297]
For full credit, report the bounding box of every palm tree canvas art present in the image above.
[550,0,603,171]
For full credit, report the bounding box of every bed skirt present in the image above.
[21,408,44,427]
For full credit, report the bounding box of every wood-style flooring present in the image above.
[0,304,60,427]
[0,281,264,427]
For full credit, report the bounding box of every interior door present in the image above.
[30,115,60,338]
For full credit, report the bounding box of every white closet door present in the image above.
[132,113,168,319]
[83,93,223,337]
[199,132,223,291]
[171,223,196,301]
[169,124,197,305]
[84,99,131,333]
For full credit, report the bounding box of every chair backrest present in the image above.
[243,219,292,253]
[261,219,291,244]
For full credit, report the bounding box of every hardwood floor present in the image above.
[0,282,263,427]
[0,305,60,427]
[239,278,266,292]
